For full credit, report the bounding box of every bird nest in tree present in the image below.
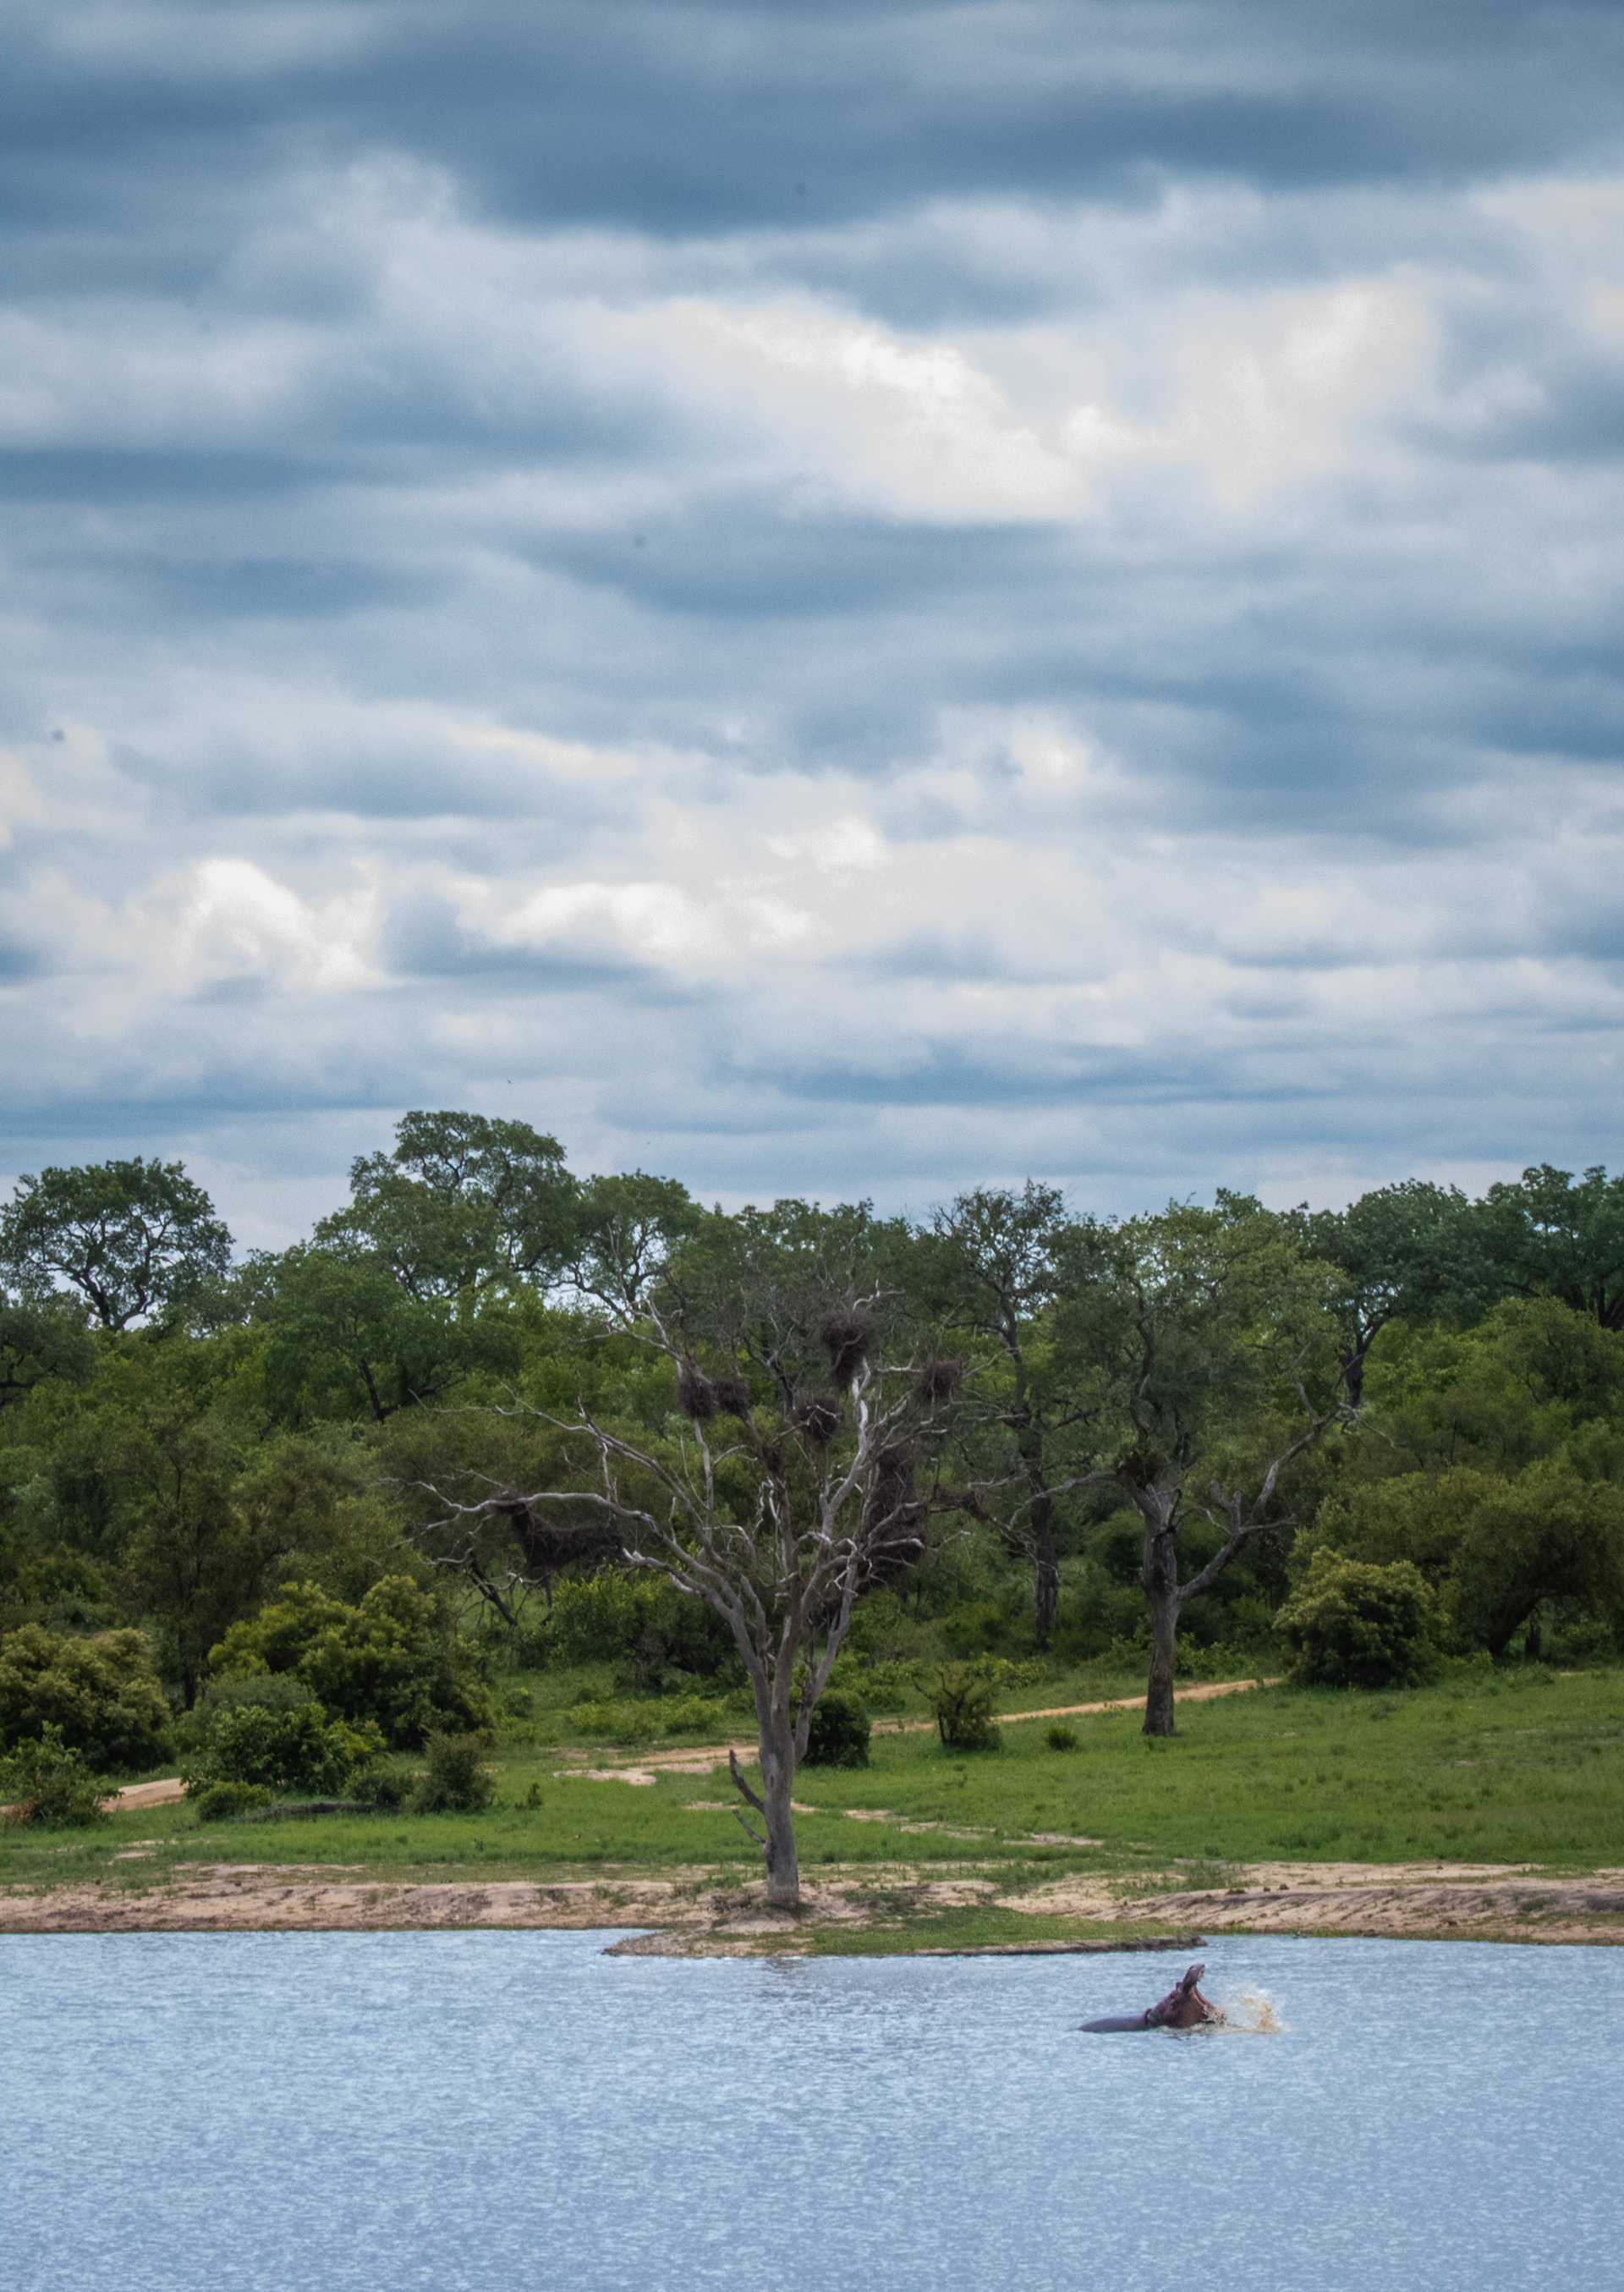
[792,1392,842,1443]
[817,1310,877,1384]
[916,1357,965,1404]
[711,1371,753,1418]
[676,1358,720,1419]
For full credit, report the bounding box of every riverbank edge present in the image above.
[3,1861,1621,1947]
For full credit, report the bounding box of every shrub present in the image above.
[0,1624,173,1770]
[348,1763,411,1811]
[802,1690,871,1768]
[1276,1551,1440,1690]
[0,1723,114,1826]
[209,1576,492,1747]
[193,1702,355,1797]
[1045,1725,1079,1751]
[925,1665,1001,1752]
[189,1780,275,1823]
[410,1732,496,1814]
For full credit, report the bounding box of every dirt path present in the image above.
[562,1675,1278,1777]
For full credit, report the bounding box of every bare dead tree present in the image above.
[412,1203,970,1907]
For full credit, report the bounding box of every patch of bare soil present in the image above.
[0,1862,1008,1946]
[1003,1861,1624,1945]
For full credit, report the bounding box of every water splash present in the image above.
[1212,1988,1285,2035]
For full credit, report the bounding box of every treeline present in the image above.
[2,1117,1622,1773]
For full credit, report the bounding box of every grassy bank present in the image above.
[3,1668,1621,1911]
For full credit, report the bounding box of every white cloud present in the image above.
[1166,281,1430,503]
[176,858,382,991]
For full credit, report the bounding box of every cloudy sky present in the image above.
[3,0,1621,1246]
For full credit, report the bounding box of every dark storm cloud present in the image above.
[12,2,1624,249]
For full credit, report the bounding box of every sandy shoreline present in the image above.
[4,1856,1621,1948]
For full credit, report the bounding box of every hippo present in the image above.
[1081,1961,1221,2032]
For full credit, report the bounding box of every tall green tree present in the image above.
[315,1111,578,1298]
[1285,1179,1482,1407]
[114,1399,282,1707]
[910,1183,1083,1646]
[0,1159,233,1331]
[1476,1164,1624,1329]
[1054,1196,1348,1734]
[250,1245,521,1425]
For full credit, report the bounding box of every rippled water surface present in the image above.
[3,1930,1618,2290]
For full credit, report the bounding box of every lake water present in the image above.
[2,1930,1617,2291]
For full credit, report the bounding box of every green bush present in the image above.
[0,1723,114,1826]
[1045,1724,1079,1751]
[191,1702,355,1796]
[410,1732,496,1814]
[1276,1550,1440,1690]
[209,1575,492,1747]
[349,1764,411,1811]
[802,1690,871,1768]
[924,1664,1001,1752]
[0,1624,173,1771]
[189,1780,275,1823]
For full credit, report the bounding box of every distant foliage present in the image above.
[545,1569,737,1688]
[209,1575,491,1747]
[548,1572,666,1665]
[410,1732,497,1813]
[0,1624,173,1770]
[940,1602,1010,1659]
[0,1722,114,1826]
[802,1690,871,1768]
[1276,1552,1440,1690]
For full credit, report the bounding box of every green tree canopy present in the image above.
[1476,1164,1624,1330]
[0,1623,172,1769]
[315,1110,578,1298]
[908,1182,1081,1646]
[0,1158,233,1331]
[0,1292,96,1406]
[1285,1178,1483,1407]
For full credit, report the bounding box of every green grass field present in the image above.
[4,1667,1621,1911]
